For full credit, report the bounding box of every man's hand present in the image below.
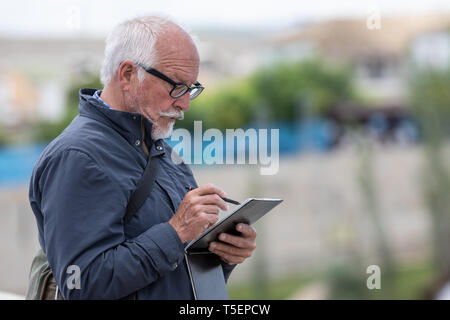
[169,184,229,243]
[208,223,257,265]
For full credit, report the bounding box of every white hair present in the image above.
[100,16,172,86]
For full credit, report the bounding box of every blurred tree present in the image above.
[177,78,257,131]
[326,263,369,299]
[32,74,102,142]
[409,67,450,276]
[176,59,357,131]
[357,136,396,298]
[0,125,7,146]
[31,59,357,141]
[250,59,356,122]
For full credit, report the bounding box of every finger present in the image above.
[218,233,256,250]
[197,194,228,211]
[209,241,253,258]
[202,212,219,227]
[211,248,245,265]
[195,183,228,199]
[187,195,227,211]
[236,224,257,239]
[198,205,220,215]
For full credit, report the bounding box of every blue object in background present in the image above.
[165,119,335,164]
[0,144,47,187]
[1,119,335,186]
[274,119,335,154]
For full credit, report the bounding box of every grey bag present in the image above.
[26,248,62,300]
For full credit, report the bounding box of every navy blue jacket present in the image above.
[29,88,235,299]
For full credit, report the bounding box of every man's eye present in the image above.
[173,85,187,95]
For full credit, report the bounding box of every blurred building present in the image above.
[1,14,449,129]
[194,29,274,85]
[0,37,104,128]
[274,14,450,104]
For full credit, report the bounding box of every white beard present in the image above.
[151,120,175,140]
[151,110,184,140]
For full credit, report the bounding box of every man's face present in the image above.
[129,31,200,140]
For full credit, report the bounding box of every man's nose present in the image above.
[174,93,191,111]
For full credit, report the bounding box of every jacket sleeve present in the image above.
[38,149,185,299]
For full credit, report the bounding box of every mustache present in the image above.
[159,110,184,120]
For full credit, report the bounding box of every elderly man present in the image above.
[28,16,257,299]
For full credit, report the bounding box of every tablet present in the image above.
[185,198,283,254]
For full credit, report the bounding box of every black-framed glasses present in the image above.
[135,62,204,100]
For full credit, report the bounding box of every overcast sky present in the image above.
[1,0,450,37]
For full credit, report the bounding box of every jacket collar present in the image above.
[78,88,165,158]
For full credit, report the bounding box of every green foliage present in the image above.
[31,59,356,142]
[250,59,355,121]
[0,125,8,146]
[228,272,316,300]
[325,264,370,299]
[178,79,257,131]
[176,59,356,131]
[409,67,450,274]
[228,261,433,299]
[409,67,450,143]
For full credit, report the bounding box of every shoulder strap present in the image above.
[124,155,159,223]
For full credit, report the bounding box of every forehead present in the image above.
[153,30,200,84]
[157,57,199,85]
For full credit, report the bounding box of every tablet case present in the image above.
[184,198,282,300]
[185,253,229,300]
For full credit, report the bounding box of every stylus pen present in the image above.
[185,186,241,206]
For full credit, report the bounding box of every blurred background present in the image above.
[1,0,450,299]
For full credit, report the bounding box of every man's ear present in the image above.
[118,60,136,91]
